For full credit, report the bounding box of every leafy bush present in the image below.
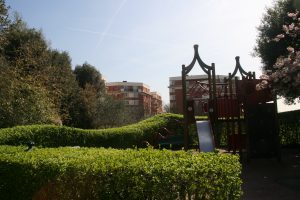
[0,145,242,200]
[0,113,185,148]
[278,110,300,146]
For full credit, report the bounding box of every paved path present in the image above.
[241,148,300,200]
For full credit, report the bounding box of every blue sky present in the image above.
[6,0,300,111]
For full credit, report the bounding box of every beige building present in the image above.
[106,81,163,117]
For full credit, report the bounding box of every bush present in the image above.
[0,145,242,200]
[278,110,300,146]
[0,113,185,148]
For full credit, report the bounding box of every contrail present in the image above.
[67,27,100,35]
[95,0,127,49]
[67,27,176,48]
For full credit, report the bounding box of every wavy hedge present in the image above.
[0,145,242,200]
[0,113,185,148]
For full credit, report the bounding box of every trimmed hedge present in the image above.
[278,110,300,146]
[0,145,242,200]
[0,113,185,148]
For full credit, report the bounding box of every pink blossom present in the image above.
[287,46,295,52]
[288,12,296,18]
[287,10,299,19]
[289,23,295,30]
[283,25,289,32]
[276,34,285,39]
[260,74,269,80]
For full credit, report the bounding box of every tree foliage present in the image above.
[255,0,300,103]
[254,0,299,71]
[0,62,60,127]
[0,0,147,128]
[74,62,106,93]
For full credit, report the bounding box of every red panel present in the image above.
[216,99,239,118]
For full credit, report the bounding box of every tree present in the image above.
[163,103,170,113]
[0,0,10,29]
[2,19,50,79]
[0,62,60,127]
[0,0,11,56]
[256,9,300,103]
[73,63,106,128]
[254,0,299,71]
[0,2,82,127]
[92,95,126,128]
[46,50,80,125]
[74,62,106,94]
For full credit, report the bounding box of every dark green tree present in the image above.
[73,63,106,128]
[74,62,106,93]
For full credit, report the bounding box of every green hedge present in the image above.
[0,145,242,200]
[0,113,185,148]
[278,110,300,146]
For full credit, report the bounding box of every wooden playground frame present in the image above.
[182,45,280,160]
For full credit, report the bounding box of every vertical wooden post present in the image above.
[212,63,218,146]
[225,77,230,151]
[273,95,281,162]
[182,65,189,150]
[235,77,242,154]
[228,73,236,153]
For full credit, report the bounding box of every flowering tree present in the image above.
[257,10,300,104]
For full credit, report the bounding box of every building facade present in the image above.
[150,92,163,115]
[106,81,162,117]
[169,75,228,115]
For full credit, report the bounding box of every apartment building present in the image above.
[150,92,163,114]
[106,81,162,117]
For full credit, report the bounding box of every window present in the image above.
[128,100,139,105]
[133,86,138,92]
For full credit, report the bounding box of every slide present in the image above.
[196,121,215,152]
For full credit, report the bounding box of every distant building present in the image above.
[106,81,162,117]
[169,75,228,115]
[150,92,163,114]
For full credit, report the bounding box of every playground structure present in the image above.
[182,45,280,159]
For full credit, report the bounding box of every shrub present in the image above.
[0,145,242,200]
[0,113,185,148]
[278,110,300,146]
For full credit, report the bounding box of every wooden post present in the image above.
[273,95,281,162]
[182,65,189,150]
[212,63,218,146]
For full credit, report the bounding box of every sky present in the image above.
[5,0,300,112]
